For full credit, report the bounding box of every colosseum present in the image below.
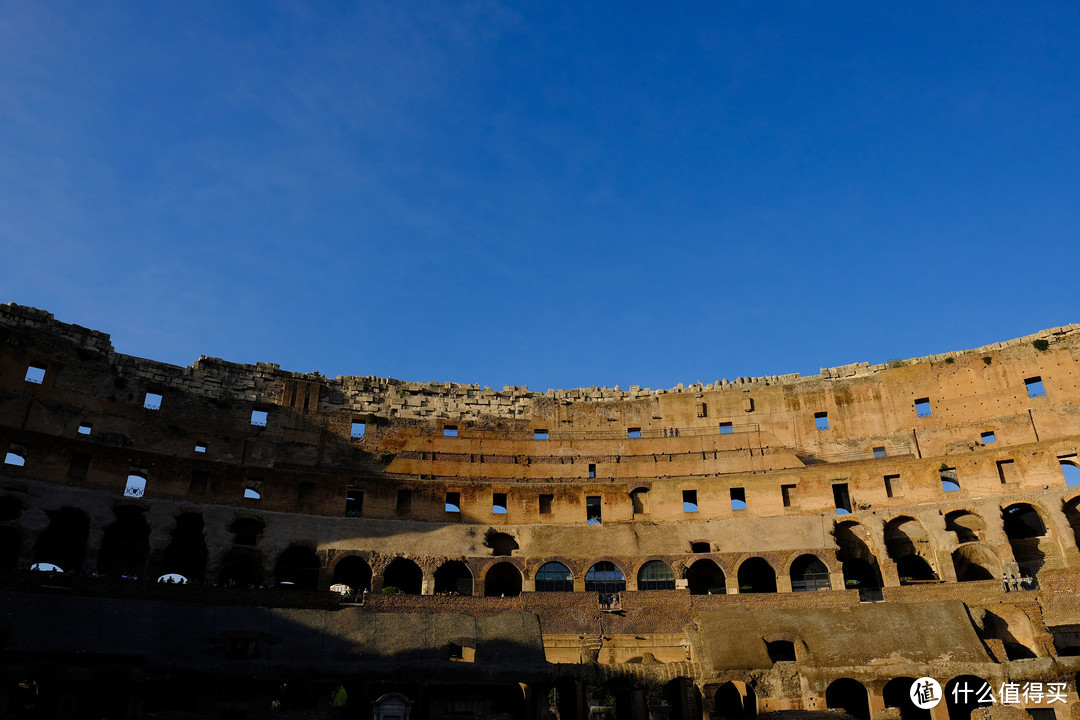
[1,302,1079,720]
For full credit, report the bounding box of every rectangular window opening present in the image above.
[297,482,315,506]
[690,541,710,553]
[351,421,366,439]
[24,365,46,384]
[730,487,746,510]
[833,483,852,514]
[586,496,601,524]
[1025,376,1046,398]
[78,423,92,436]
[627,427,642,439]
[872,446,886,458]
[194,442,207,453]
[346,488,364,517]
[914,398,932,417]
[492,492,508,514]
[884,474,901,498]
[189,470,208,495]
[814,412,829,431]
[443,425,458,438]
[534,429,548,441]
[996,459,1017,485]
[250,409,268,426]
[244,479,263,500]
[696,401,707,418]
[781,484,795,508]
[125,474,147,498]
[144,392,163,411]
[683,489,699,513]
[4,452,25,467]
[445,491,461,513]
[940,468,960,492]
[538,494,553,515]
[588,463,596,479]
[719,421,733,434]
[980,431,996,443]
[396,489,412,512]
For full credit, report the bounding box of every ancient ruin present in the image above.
[2,301,1080,719]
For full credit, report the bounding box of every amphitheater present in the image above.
[2,302,1080,720]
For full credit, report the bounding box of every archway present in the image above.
[97,505,151,578]
[885,517,937,583]
[944,676,992,720]
[833,521,883,590]
[433,560,472,595]
[713,681,754,719]
[637,560,675,590]
[161,512,208,582]
[896,555,937,583]
[737,557,776,593]
[944,510,985,543]
[228,516,265,546]
[535,561,573,592]
[1064,496,1080,548]
[825,678,870,720]
[484,562,522,596]
[218,548,264,588]
[1002,503,1047,539]
[275,545,320,589]
[333,556,372,592]
[951,543,999,582]
[584,561,625,593]
[34,507,90,573]
[789,554,831,592]
[686,558,726,595]
[383,558,422,594]
[0,526,21,569]
[882,677,930,720]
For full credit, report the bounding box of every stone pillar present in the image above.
[776,571,793,593]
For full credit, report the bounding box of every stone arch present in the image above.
[884,516,938,583]
[483,561,522,597]
[685,558,726,595]
[275,545,321,589]
[228,516,265,546]
[534,561,574,592]
[944,509,986,544]
[332,555,372,592]
[833,520,883,590]
[1064,495,1080,548]
[736,557,777,593]
[629,486,650,516]
[713,681,755,718]
[636,559,675,590]
[218,547,264,588]
[584,561,626,593]
[383,557,423,594]
[881,677,930,720]
[951,543,1000,582]
[789,553,831,592]
[825,678,870,720]
[433,560,472,595]
[97,505,151,578]
[1003,502,1050,575]
[34,506,90,573]
[944,676,992,719]
[160,512,208,582]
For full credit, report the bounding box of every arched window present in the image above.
[433,560,472,595]
[636,560,675,591]
[825,678,870,720]
[686,559,726,595]
[1062,459,1080,487]
[881,677,930,720]
[161,512,208,582]
[383,558,423,595]
[1002,504,1046,539]
[584,561,625,593]
[333,556,372,593]
[484,562,522,597]
[535,562,573,592]
[790,554,831,592]
[737,557,777,593]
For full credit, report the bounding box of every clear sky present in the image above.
[2,2,1078,391]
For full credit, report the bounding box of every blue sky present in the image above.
[2,2,1078,391]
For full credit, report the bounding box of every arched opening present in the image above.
[1002,503,1046,539]
[275,545,320,589]
[373,692,412,720]
[944,510,985,543]
[535,561,574,592]
[951,543,999,582]
[825,678,870,720]
[765,640,796,663]
[383,558,423,594]
[1003,503,1049,575]
[660,679,702,720]
[944,676,992,720]
[713,681,754,719]
[0,494,23,521]
[433,560,472,595]
[1064,497,1080,548]
[333,556,372,592]
[737,557,776,593]
[882,677,931,720]
[833,521,883,590]
[686,558,726,595]
[228,517,265,546]
[0,526,20,569]
[217,548,264,588]
[629,487,649,516]
[885,517,938,584]
[636,560,675,590]
[584,561,625,593]
[160,512,208,582]
[97,505,151,578]
[789,554,831,592]
[1062,459,1080,487]
[483,562,522,597]
[34,507,90,573]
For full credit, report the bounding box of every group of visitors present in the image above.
[1002,573,1036,591]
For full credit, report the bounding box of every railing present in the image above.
[418,423,761,441]
[858,588,884,603]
